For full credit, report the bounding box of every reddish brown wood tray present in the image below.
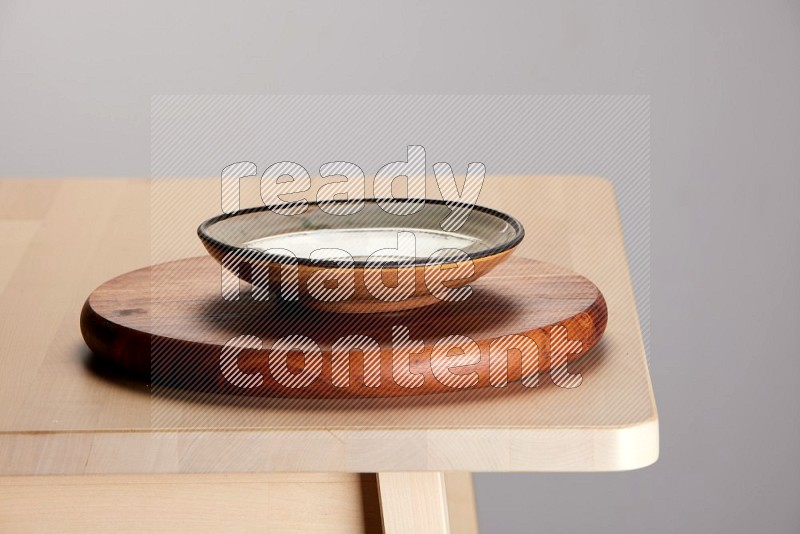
[81,256,607,398]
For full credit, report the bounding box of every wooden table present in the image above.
[0,177,658,533]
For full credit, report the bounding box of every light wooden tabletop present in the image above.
[0,176,657,475]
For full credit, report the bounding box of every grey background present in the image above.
[1,1,798,533]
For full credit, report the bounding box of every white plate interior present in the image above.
[244,227,485,262]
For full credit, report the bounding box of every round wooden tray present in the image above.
[81,256,607,398]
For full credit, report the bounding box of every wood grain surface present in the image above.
[0,473,383,533]
[80,255,607,398]
[0,177,657,474]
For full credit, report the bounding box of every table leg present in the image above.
[443,472,480,534]
[378,471,475,533]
